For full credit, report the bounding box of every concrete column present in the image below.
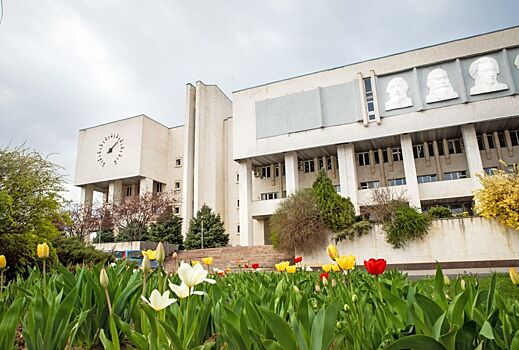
[337,144,359,213]
[284,151,299,195]
[400,134,421,210]
[108,180,123,202]
[432,141,444,181]
[139,178,154,195]
[239,159,253,246]
[461,124,484,188]
[80,184,94,207]
[377,148,386,186]
[182,84,196,237]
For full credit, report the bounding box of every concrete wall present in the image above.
[298,217,519,267]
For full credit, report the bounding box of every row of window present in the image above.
[359,171,467,189]
[357,147,403,166]
[477,130,519,150]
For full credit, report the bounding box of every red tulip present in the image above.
[294,256,303,264]
[319,272,329,281]
[363,258,387,275]
[252,263,259,269]
[244,264,249,268]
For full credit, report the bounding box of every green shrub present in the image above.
[384,206,431,248]
[96,230,115,243]
[146,214,184,249]
[51,235,109,266]
[185,204,228,249]
[0,233,58,280]
[428,206,453,218]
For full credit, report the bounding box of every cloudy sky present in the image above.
[0,0,518,200]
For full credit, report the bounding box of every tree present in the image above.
[110,191,179,241]
[62,202,101,240]
[0,145,64,236]
[146,213,184,249]
[185,204,228,250]
[270,188,328,254]
[474,165,519,230]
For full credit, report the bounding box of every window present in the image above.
[326,157,333,170]
[125,186,133,197]
[236,173,239,183]
[236,200,240,208]
[174,206,180,214]
[498,132,506,148]
[363,78,376,122]
[334,185,341,193]
[510,130,519,146]
[357,152,370,166]
[388,178,406,186]
[373,151,380,164]
[447,139,463,154]
[360,181,380,189]
[260,192,278,200]
[477,136,485,150]
[484,167,496,175]
[417,174,437,183]
[174,181,181,190]
[486,134,495,149]
[392,147,403,161]
[275,164,286,177]
[443,171,467,181]
[413,144,425,159]
[261,166,271,178]
[175,158,182,167]
[237,225,240,234]
[303,160,315,173]
[382,149,389,163]
[438,142,445,156]
[155,182,163,193]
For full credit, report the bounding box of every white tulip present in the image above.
[169,281,205,299]
[177,261,216,288]
[141,289,177,311]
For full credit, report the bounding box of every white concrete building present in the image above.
[75,27,519,247]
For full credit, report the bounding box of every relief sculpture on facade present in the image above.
[384,77,413,111]
[425,68,459,103]
[469,56,508,95]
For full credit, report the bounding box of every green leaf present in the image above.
[259,306,297,350]
[479,321,494,340]
[454,321,477,350]
[384,335,447,350]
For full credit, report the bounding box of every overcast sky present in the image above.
[0,0,518,201]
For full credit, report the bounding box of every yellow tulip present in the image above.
[191,260,200,266]
[336,255,356,270]
[286,265,297,273]
[275,261,290,272]
[332,264,340,272]
[0,255,6,269]
[202,257,214,266]
[327,244,339,261]
[143,250,157,260]
[37,243,50,259]
[509,267,519,285]
[322,264,332,272]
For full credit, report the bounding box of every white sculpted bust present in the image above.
[384,77,412,111]
[469,56,508,95]
[425,68,459,103]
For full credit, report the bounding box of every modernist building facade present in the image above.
[75,27,519,247]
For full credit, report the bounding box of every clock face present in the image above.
[97,134,125,167]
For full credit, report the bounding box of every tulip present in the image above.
[169,282,205,299]
[293,285,300,293]
[0,255,5,298]
[225,266,232,273]
[363,258,387,275]
[172,251,178,260]
[275,261,290,272]
[252,263,260,269]
[286,265,297,273]
[320,272,329,281]
[191,260,200,266]
[294,256,302,264]
[343,304,350,312]
[460,279,466,291]
[352,294,358,303]
[305,266,314,272]
[142,255,151,273]
[141,289,177,311]
[327,244,339,261]
[0,255,5,269]
[332,264,340,272]
[202,257,214,266]
[37,243,49,259]
[315,284,321,293]
[142,250,157,260]
[177,261,216,288]
[336,255,356,270]
[322,264,332,272]
[156,242,165,264]
[509,267,519,285]
[444,275,451,286]
[100,268,112,313]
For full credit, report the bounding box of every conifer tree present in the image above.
[147,213,184,249]
[185,204,228,250]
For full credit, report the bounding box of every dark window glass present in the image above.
[487,134,495,149]
[498,132,506,147]
[382,149,388,163]
[477,136,485,150]
[364,78,372,93]
[438,142,445,156]
[374,151,379,164]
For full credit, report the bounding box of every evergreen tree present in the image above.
[146,214,184,249]
[185,204,228,250]
[312,169,355,232]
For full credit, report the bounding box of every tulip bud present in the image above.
[460,279,466,291]
[142,255,151,273]
[100,268,109,289]
[326,244,339,261]
[0,255,6,269]
[156,242,165,263]
[444,275,450,286]
[336,321,343,329]
[351,294,358,303]
[331,279,337,288]
[172,251,178,260]
[37,243,50,259]
[292,285,300,293]
[315,284,321,293]
[343,304,350,312]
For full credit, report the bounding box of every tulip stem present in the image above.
[104,287,112,314]
[0,270,4,299]
[43,260,46,292]
[142,270,147,296]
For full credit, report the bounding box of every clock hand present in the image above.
[107,141,119,154]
